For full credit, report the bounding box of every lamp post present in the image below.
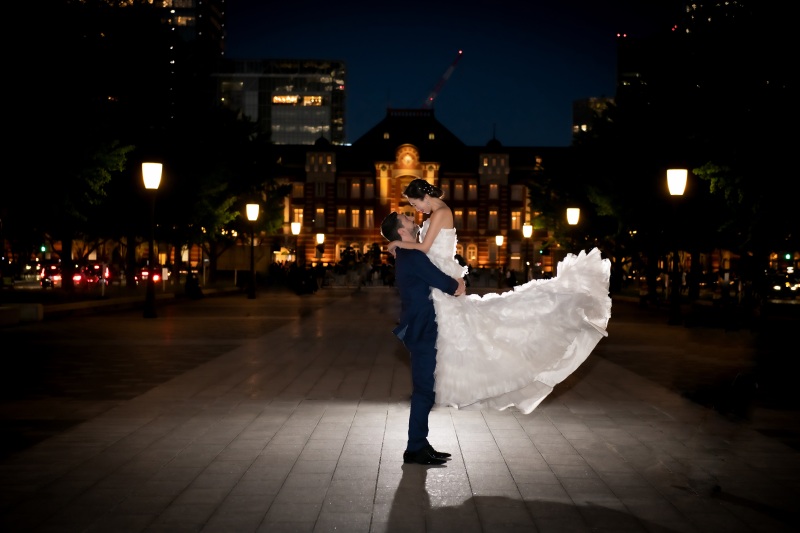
[667,169,687,325]
[495,234,504,265]
[315,233,325,260]
[291,222,301,264]
[246,203,259,299]
[142,162,162,319]
[522,222,533,281]
[495,234,504,287]
[564,207,581,258]
[566,207,580,225]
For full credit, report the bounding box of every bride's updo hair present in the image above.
[403,179,444,200]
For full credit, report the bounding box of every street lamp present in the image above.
[667,168,687,325]
[566,208,580,225]
[316,233,325,260]
[246,203,259,299]
[142,162,162,319]
[495,234,505,287]
[291,222,301,264]
[496,234,504,266]
[522,222,533,281]
[565,208,581,255]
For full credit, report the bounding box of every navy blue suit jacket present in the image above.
[392,248,460,347]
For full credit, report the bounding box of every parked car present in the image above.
[766,273,800,301]
[39,264,63,288]
[85,262,112,285]
[40,263,106,289]
[134,266,170,285]
[75,266,102,287]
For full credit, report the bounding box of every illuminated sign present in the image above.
[272,95,324,106]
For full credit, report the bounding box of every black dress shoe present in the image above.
[403,448,446,465]
[425,445,451,459]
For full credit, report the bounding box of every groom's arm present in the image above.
[409,250,462,296]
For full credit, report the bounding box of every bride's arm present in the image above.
[388,209,451,254]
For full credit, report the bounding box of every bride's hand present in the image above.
[387,241,399,257]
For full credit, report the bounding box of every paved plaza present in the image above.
[0,286,798,532]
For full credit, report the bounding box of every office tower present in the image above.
[215,59,347,145]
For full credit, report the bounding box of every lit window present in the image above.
[293,183,304,198]
[365,209,374,228]
[337,208,346,228]
[455,183,464,200]
[315,207,324,228]
[488,210,498,230]
[383,132,390,139]
[511,211,521,230]
[351,209,360,229]
[489,183,499,199]
[293,208,303,225]
[468,184,477,200]
[468,210,477,230]
[454,209,463,229]
[467,244,477,262]
[351,181,361,198]
[428,133,435,140]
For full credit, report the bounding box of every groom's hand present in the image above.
[454,277,466,296]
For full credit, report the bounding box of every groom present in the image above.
[380,212,466,465]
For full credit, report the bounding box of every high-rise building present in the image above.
[572,97,614,140]
[162,0,226,54]
[214,59,347,145]
[157,0,226,121]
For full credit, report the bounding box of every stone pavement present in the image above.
[0,286,798,532]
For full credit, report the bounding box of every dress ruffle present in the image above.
[422,220,611,414]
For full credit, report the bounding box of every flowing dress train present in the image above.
[421,220,612,414]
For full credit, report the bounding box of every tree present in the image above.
[36,140,135,291]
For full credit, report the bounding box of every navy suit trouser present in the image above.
[405,337,437,453]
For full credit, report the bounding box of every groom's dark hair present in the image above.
[380,212,402,242]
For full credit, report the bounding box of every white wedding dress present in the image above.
[421,220,612,414]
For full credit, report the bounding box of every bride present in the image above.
[387,178,612,414]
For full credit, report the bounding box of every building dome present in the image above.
[313,135,331,148]
[485,136,503,149]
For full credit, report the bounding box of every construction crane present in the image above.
[422,49,463,109]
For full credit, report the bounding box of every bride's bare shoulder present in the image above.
[430,206,454,226]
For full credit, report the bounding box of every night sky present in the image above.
[224,0,681,147]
